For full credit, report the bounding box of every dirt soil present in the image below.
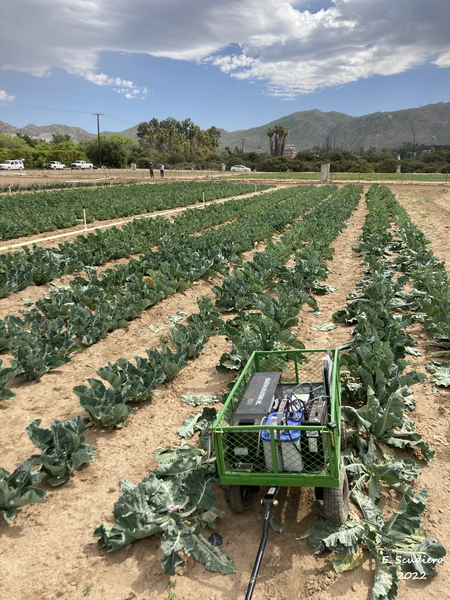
[0,183,449,600]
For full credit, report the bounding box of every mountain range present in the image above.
[2,101,449,152]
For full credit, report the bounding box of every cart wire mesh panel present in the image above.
[212,349,342,487]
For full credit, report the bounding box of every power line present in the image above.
[0,99,136,125]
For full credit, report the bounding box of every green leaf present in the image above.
[392,537,446,575]
[177,413,202,439]
[310,322,338,332]
[180,395,219,406]
[383,489,428,538]
[94,515,164,552]
[191,525,236,574]
[426,361,450,387]
[350,489,383,524]
[269,518,283,533]
[341,406,371,431]
[332,551,360,573]
[197,506,225,529]
[302,519,366,555]
[384,432,435,462]
[371,554,398,600]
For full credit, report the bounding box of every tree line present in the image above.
[1,119,450,174]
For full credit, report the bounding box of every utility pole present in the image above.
[412,131,416,161]
[93,113,104,166]
[242,138,245,153]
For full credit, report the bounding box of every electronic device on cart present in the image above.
[212,348,348,600]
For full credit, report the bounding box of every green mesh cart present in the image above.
[212,348,349,600]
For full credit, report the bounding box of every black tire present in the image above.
[323,467,349,525]
[224,485,255,513]
[340,420,348,451]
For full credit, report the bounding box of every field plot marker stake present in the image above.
[203,192,205,206]
[8,185,11,195]
[83,208,87,231]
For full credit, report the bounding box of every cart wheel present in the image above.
[340,420,348,451]
[225,485,256,513]
[323,467,349,525]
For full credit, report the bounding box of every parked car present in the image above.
[0,160,25,170]
[230,164,251,172]
[70,160,93,169]
[46,161,66,170]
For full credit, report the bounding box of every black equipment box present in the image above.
[231,372,281,426]
[300,395,328,472]
[229,372,281,471]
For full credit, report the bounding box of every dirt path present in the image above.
[0,185,448,600]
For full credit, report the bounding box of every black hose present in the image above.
[245,501,273,600]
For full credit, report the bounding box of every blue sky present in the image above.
[1,0,449,134]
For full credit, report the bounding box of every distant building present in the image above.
[284,145,296,158]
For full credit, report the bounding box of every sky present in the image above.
[0,0,449,134]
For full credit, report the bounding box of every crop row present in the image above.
[0,178,139,194]
[1,184,361,572]
[0,185,305,299]
[0,181,270,241]
[74,185,363,428]
[0,185,334,395]
[93,184,363,573]
[307,184,444,599]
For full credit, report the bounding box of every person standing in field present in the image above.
[149,162,154,178]
[160,163,164,178]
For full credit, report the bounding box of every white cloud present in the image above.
[434,51,450,68]
[0,0,449,98]
[0,90,15,102]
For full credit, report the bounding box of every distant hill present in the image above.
[0,122,95,142]
[2,101,449,150]
[101,125,139,139]
[219,102,450,152]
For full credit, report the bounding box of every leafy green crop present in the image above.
[302,489,445,600]
[26,417,97,486]
[308,184,445,599]
[0,181,271,242]
[0,186,322,388]
[0,458,47,523]
[94,439,235,575]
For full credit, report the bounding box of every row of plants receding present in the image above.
[0,178,140,195]
[301,184,444,600]
[0,181,269,241]
[1,185,361,579]
[75,185,362,430]
[93,184,363,574]
[0,185,332,398]
[0,183,289,299]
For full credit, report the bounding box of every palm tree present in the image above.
[165,123,176,152]
[266,128,275,157]
[273,125,286,157]
[157,129,169,153]
[280,126,290,156]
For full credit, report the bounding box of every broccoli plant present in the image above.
[0,458,47,524]
[26,417,97,486]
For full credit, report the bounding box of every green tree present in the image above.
[51,132,71,145]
